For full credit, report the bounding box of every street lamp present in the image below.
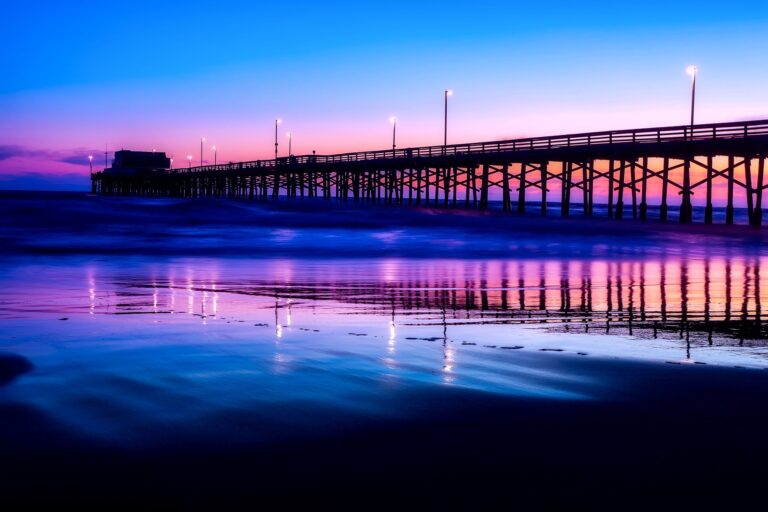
[212,145,217,165]
[389,116,397,151]
[200,137,206,167]
[444,89,453,147]
[286,132,292,156]
[88,155,93,175]
[170,157,174,169]
[686,65,697,127]
[275,119,282,159]
[187,155,192,169]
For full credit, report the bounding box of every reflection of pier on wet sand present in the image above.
[116,257,768,348]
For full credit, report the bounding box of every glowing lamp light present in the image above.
[389,116,397,124]
[187,155,192,161]
[276,118,282,124]
[88,155,93,161]
[445,89,453,97]
[686,65,697,77]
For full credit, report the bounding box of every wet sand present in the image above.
[2,193,768,506]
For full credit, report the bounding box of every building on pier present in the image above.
[104,150,170,176]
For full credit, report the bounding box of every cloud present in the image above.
[0,145,99,165]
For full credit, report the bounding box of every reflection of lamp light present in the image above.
[286,299,292,326]
[443,346,456,382]
[685,65,697,126]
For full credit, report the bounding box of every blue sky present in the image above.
[2,0,767,189]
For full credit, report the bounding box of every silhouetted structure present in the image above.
[92,120,768,226]
[103,150,170,176]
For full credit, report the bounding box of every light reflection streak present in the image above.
[88,274,95,315]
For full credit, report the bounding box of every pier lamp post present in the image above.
[389,116,397,152]
[200,137,206,167]
[686,65,697,127]
[88,155,93,175]
[286,132,292,157]
[187,155,192,169]
[275,119,282,160]
[170,157,174,169]
[212,146,217,165]
[444,89,453,148]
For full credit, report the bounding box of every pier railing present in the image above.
[168,119,768,174]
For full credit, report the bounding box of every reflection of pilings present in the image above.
[129,256,768,345]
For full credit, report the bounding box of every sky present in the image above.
[1,0,767,190]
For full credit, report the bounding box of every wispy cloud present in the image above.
[0,145,98,165]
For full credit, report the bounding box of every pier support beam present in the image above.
[518,163,527,215]
[540,161,548,216]
[755,157,765,227]
[726,156,735,225]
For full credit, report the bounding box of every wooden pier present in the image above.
[92,119,768,226]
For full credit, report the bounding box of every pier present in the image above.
[92,119,768,226]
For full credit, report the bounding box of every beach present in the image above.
[2,192,768,506]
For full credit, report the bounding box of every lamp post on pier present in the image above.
[170,157,174,169]
[389,116,397,152]
[275,119,282,160]
[88,155,93,175]
[286,132,292,156]
[212,145,217,165]
[444,89,453,148]
[686,65,697,127]
[200,137,206,167]
[187,155,192,169]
